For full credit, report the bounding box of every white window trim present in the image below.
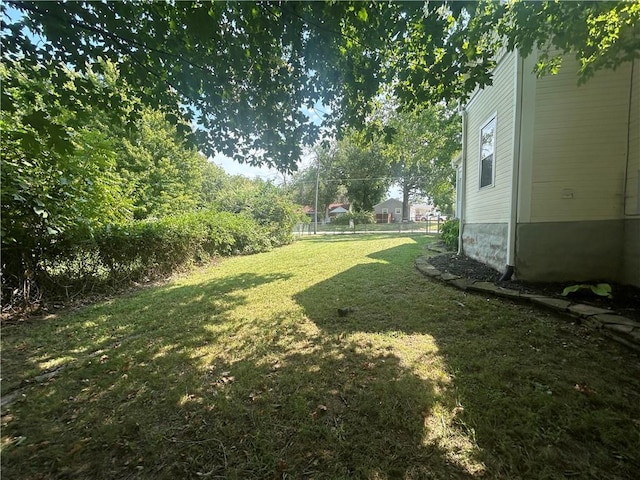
[382,208,388,214]
[394,208,402,215]
[479,113,497,189]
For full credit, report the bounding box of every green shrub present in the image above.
[10,203,296,307]
[92,209,273,280]
[440,218,459,251]
[332,211,375,226]
[37,209,275,291]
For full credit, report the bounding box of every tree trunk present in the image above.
[402,185,411,221]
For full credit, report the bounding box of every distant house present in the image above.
[302,205,316,221]
[303,203,350,224]
[329,205,349,219]
[455,48,639,286]
[328,204,349,220]
[373,198,405,223]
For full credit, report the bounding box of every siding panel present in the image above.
[530,58,633,222]
[464,52,515,223]
[625,60,640,216]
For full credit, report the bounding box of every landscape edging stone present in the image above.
[415,256,640,351]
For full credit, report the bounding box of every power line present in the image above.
[292,175,434,184]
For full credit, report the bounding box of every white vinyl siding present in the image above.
[464,52,515,223]
[530,57,634,222]
[626,60,640,216]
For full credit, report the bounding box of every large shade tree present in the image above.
[4,1,637,172]
[334,130,391,212]
[380,104,460,219]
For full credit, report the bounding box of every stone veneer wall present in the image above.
[461,223,508,274]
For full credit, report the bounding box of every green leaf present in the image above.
[590,283,612,298]
[33,207,49,219]
[561,283,612,298]
[561,285,583,296]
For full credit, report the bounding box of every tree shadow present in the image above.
[294,242,640,479]
[1,271,293,392]
[4,238,639,479]
[1,241,482,479]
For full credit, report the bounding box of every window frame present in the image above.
[382,208,388,214]
[478,114,497,189]
[394,207,402,215]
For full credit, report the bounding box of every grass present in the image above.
[2,234,640,479]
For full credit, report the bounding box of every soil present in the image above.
[428,252,640,323]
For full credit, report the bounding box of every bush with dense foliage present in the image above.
[440,218,459,251]
[331,211,375,226]
[36,210,278,297]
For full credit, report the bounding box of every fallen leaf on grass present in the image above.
[574,383,596,396]
[310,404,328,420]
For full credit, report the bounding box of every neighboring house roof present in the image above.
[373,198,403,209]
[329,206,348,214]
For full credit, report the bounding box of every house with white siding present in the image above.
[455,49,639,287]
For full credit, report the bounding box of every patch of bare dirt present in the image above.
[429,252,640,322]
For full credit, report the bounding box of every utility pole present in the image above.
[314,158,320,235]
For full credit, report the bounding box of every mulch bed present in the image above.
[429,252,640,323]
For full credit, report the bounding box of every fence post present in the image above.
[437,216,441,234]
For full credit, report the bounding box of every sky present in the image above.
[211,152,290,183]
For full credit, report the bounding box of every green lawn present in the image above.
[2,235,639,479]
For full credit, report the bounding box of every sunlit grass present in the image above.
[2,234,640,479]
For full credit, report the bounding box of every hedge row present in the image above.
[43,209,290,288]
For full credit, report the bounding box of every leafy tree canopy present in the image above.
[377,102,460,216]
[3,1,638,172]
[334,130,390,212]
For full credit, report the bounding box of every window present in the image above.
[382,208,388,214]
[395,208,401,215]
[479,116,496,188]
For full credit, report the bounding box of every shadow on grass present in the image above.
[1,272,293,392]
[3,237,640,479]
[1,238,478,479]
[294,243,640,479]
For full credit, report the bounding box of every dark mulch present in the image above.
[429,252,640,323]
